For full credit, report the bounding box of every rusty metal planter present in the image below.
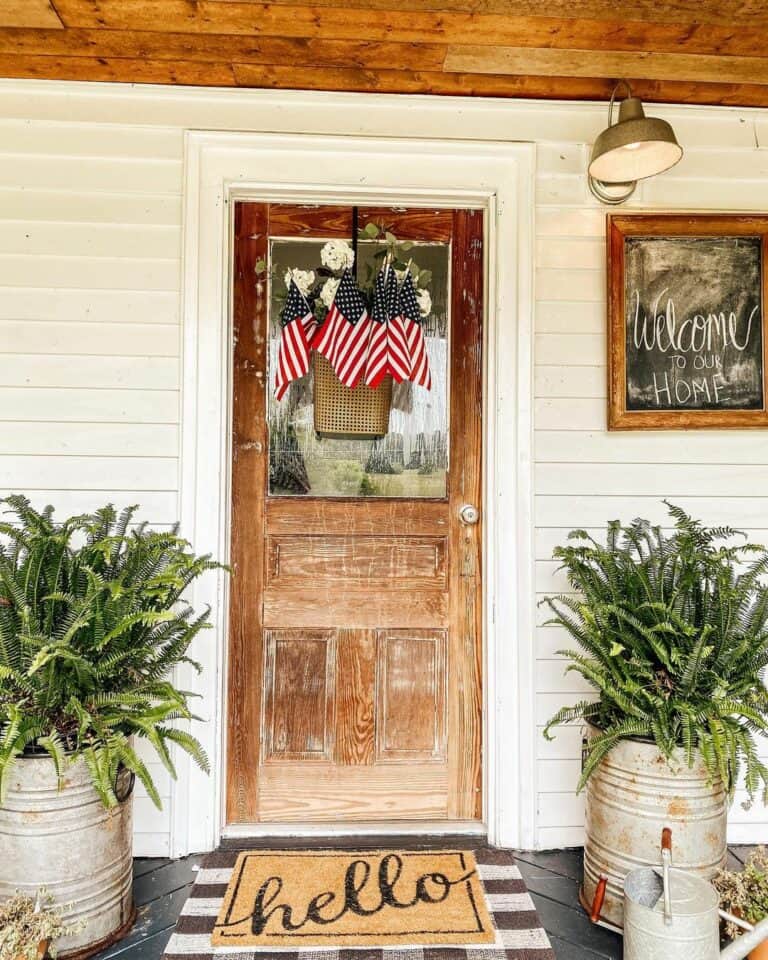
[0,754,135,958]
[581,726,728,927]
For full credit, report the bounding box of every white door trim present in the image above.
[177,126,535,856]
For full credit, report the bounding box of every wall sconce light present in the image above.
[588,80,683,204]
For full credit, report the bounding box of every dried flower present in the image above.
[0,891,85,960]
[284,268,315,296]
[319,277,341,309]
[415,288,432,318]
[320,239,354,272]
[715,847,768,940]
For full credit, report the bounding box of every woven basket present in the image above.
[313,352,392,439]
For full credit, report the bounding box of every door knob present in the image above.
[459,503,480,525]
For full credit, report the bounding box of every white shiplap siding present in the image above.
[1,80,768,854]
[0,110,183,856]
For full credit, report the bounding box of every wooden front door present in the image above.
[227,202,484,825]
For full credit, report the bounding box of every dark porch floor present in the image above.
[97,846,757,960]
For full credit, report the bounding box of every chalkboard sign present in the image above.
[608,216,768,430]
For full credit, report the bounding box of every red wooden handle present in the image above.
[590,877,608,923]
[661,827,673,852]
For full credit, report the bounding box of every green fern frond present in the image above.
[544,502,768,801]
[0,497,226,809]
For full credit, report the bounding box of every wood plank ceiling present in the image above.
[2,0,768,106]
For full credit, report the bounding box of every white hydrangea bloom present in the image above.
[284,268,315,296]
[416,288,432,318]
[319,277,341,308]
[320,240,355,272]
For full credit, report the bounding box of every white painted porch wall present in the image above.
[0,79,767,855]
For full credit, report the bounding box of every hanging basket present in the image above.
[313,352,392,440]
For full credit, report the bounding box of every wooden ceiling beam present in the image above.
[0,53,236,85]
[0,0,63,29]
[2,51,768,108]
[0,29,446,71]
[229,65,768,106]
[0,0,766,109]
[206,0,768,28]
[445,45,768,86]
[50,0,768,48]
[2,20,764,60]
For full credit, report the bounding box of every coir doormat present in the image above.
[213,850,494,948]
[163,846,555,959]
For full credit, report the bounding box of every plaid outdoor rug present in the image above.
[163,846,555,960]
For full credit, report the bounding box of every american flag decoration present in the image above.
[274,279,317,400]
[364,265,399,388]
[399,271,432,390]
[313,270,372,388]
[384,285,412,384]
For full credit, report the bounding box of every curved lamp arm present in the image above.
[588,78,638,205]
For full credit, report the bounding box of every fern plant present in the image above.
[543,502,768,804]
[0,495,223,809]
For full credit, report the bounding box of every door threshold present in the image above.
[221,820,486,840]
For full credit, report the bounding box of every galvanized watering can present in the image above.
[589,829,768,960]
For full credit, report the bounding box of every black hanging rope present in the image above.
[351,205,359,282]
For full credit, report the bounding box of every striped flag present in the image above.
[313,271,372,388]
[385,303,412,384]
[274,280,317,400]
[399,272,432,390]
[364,266,399,388]
[332,275,374,389]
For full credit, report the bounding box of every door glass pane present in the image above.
[267,237,450,498]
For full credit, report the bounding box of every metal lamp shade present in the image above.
[588,97,682,184]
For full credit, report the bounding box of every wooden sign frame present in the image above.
[607,214,768,430]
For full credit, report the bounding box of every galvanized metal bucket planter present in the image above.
[581,725,728,927]
[0,754,135,958]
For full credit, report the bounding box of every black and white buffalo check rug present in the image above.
[163,846,555,960]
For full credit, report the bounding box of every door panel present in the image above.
[266,536,446,586]
[257,764,449,821]
[227,202,483,824]
[262,630,336,762]
[375,630,447,762]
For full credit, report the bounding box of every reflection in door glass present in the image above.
[267,238,450,498]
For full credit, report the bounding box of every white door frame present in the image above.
[176,123,536,856]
